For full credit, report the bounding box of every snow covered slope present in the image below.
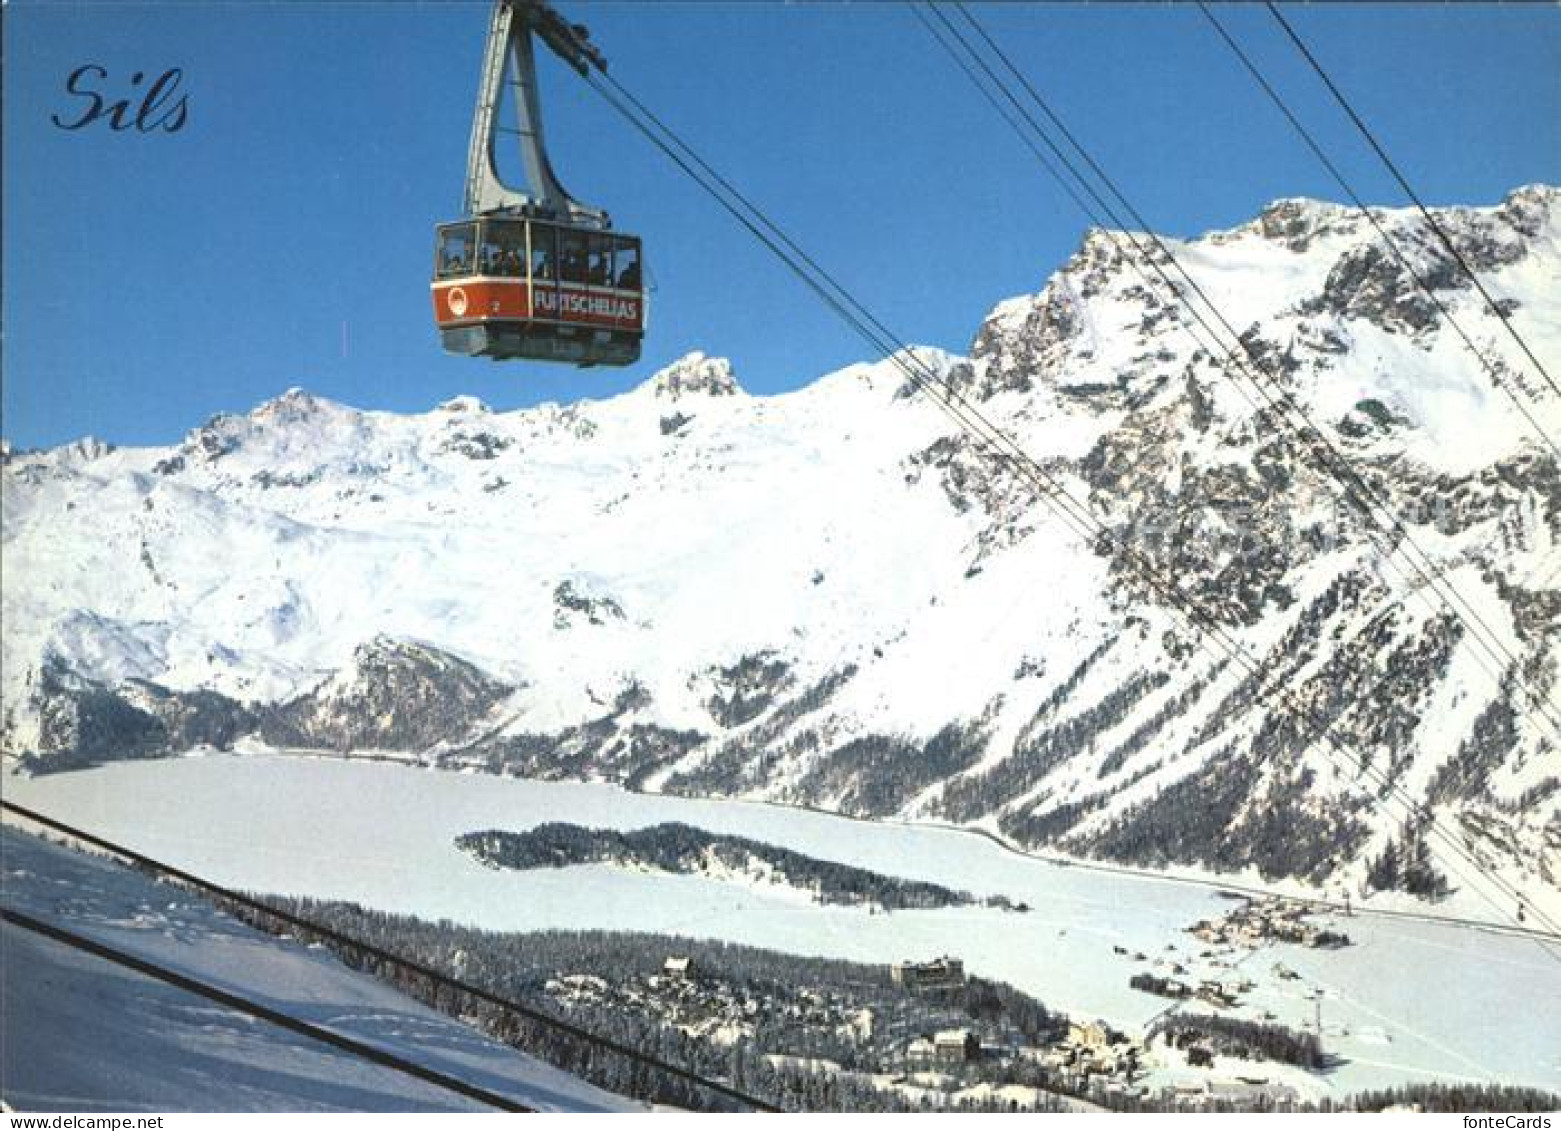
[3,188,1558,905]
[0,824,636,1112]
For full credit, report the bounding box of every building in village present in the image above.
[1068,1019,1112,1049]
[933,1029,980,1067]
[890,956,965,994]
[903,1029,979,1071]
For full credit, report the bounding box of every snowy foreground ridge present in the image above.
[3,186,1559,908]
[0,826,634,1112]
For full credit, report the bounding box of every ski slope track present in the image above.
[4,187,1559,919]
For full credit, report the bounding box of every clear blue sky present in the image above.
[3,2,1557,450]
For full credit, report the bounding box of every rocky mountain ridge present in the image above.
[4,187,1558,910]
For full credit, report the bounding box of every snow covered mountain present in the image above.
[4,187,1558,908]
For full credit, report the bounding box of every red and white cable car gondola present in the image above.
[432,0,644,367]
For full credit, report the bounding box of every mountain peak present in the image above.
[250,387,353,426]
[1503,183,1558,213]
[0,435,115,473]
[55,436,116,465]
[642,352,742,401]
[436,395,492,415]
[1498,183,1559,238]
[5,188,1557,907]
[1252,197,1356,250]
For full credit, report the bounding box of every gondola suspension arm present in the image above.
[464,0,610,228]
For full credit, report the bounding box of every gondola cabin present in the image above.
[432,217,644,367]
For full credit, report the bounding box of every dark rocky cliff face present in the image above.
[19,661,254,772]
[258,638,512,753]
[6,189,1557,898]
[13,639,510,771]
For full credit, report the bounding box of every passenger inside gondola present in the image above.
[531,226,556,281]
[439,225,476,277]
[587,238,612,286]
[615,242,641,290]
[478,222,525,277]
[559,233,588,285]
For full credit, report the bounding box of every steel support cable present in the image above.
[594,29,1559,943]
[0,907,536,1113]
[585,76,1305,631]
[939,1,1561,743]
[928,1,1561,937]
[594,59,1261,583]
[584,72,1051,474]
[1265,1,1560,400]
[594,55,1555,941]
[915,7,1560,932]
[579,79,1020,476]
[583,71,1113,554]
[581,69,1559,944]
[585,71,1282,610]
[913,3,1288,449]
[931,3,1561,914]
[942,0,1561,742]
[926,0,1551,735]
[911,4,1316,522]
[908,4,1100,225]
[590,72,1297,651]
[1198,2,1561,462]
[0,803,782,1112]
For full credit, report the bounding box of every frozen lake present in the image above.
[6,752,1559,1099]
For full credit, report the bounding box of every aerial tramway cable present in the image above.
[930,1,1561,746]
[579,24,1561,945]
[1265,1,1560,401]
[0,907,537,1113]
[913,0,1561,942]
[917,0,1561,911]
[940,0,1561,935]
[0,802,784,1112]
[1196,2,1561,462]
